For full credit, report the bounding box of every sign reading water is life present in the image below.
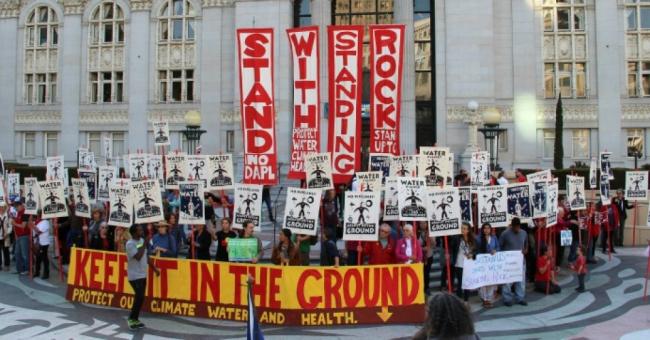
[462,250,524,290]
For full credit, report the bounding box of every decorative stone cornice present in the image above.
[130,0,152,11]
[148,110,196,124]
[202,0,236,7]
[536,103,598,122]
[15,110,62,124]
[447,105,513,123]
[58,0,87,15]
[622,103,650,121]
[80,110,128,124]
[0,0,20,18]
[221,109,239,123]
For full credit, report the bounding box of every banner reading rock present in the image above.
[547,181,559,227]
[304,153,334,190]
[132,180,164,224]
[109,179,132,228]
[78,169,97,204]
[462,251,524,289]
[38,180,68,219]
[426,187,461,237]
[356,171,383,192]
[390,155,418,177]
[343,191,381,241]
[287,26,320,180]
[459,187,472,225]
[179,181,205,225]
[153,121,170,146]
[567,175,586,210]
[207,154,234,190]
[625,171,649,201]
[397,177,428,221]
[71,178,91,219]
[165,154,187,189]
[383,177,400,221]
[233,184,263,231]
[418,147,450,187]
[98,166,117,202]
[470,151,490,187]
[186,155,208,188]
[24,177,39,215]
[284,187,321,236]
[477,185,508,227]
[66,248,425,326]
[506,183,531,221]
[46,156,65,181]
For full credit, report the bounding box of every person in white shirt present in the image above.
[33,210,51,279]
[0,205,12,271]
[496,171,509,186]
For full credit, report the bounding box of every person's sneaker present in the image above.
[504,301,512,307]
[135,321,145,329]
[518,301,528,306]
[127,319,138,330]
[20,271,29,276]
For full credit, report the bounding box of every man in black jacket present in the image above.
[612,190,633,247]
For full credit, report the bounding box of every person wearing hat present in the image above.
[149,221,177,258]
[11,198,30,275]
[0,204,13,271]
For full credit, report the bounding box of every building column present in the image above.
[127,1,151,153]
[394,0,416,154]
[595,0,622,161]
[511,0,538,168]
[60,1,85,165]
[0,5,19,161]
[200,2,226,155]
[311,0,330,153]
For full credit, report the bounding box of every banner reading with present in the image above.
[165,154,187,189]
[304,153,334,190]
[356,171,382,192]
[78,169,97,204]
[383,177,400,221]
[459,187,472,225]
[132,180,164,224]
[24,177,39,215]
[426,187,462,237]
[567,175,586,210]
[46,156,65,181]
[233,184,263,231]
[470,152,490,187]
[287,26,320,180]
[283,187,320,236]
[390,155,418,177]
[98,166,117,202]
[343,191,381,241]
[153,121,170,146]
[462,251,524,289]
[72,178,91,219]
[179,181,205,225]
[66,248,425,326]
[418,147,450,187]
[328,25,363,184]
[237,28,278,185]
[506,183,532,221]
[625,171,648,201]
[109,179,133,228]
[477,185,508,227]
[369,24,404,156]
[396,177,428,221]
[207,154,234,190]
[38,180,68,219]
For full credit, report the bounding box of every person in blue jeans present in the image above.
[499,217,528,307]
[11,199,30,275]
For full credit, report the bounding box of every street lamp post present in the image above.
[182,110,206,155]
[478,108,506,171]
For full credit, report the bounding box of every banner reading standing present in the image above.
[237,28,278,185]
[287,26,320,180]
[369,24,404,156]
[328,25,363,184]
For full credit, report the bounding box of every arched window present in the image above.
[24,6,59,104]
[157,0,196,103]
[88,1,125,103]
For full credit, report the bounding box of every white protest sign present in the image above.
[304,153,334,190]
[78,169,97,204]
[178,181,205,225]
[284,187,321,236]
[477,185,508,227]
[383,177,400,221]
[507,183,532,221]
[165,154,187,189]
[459,187,472,225]
[6,173,19,200]
[526,170,551,183]
[78,150,95,170]
[233,184,263,231]
[470,151,490,187]
[418,147,450,187]
[397,177,428,221]
[343,191,381,241]
[546,181,559,227]
[356,171,383,192]
[207,154,234,190]
[153,121,170,146]
[38,180,68,219]
[71,178,91,219]
[24,177,39,215]
[462,251,524,290]
[132,180,164,224]
[98,166,117,202]
[560,229,573,246]
[46,156,65,181]
[625,171,648,201]
[103,136,112,164]
[567,175,586,210]
[186,155,209,188]
[390,155,418,177]
[531,181,548,219]
[109,179,133,228]
[426,187,462,237]
[589,157,597,189]
[600,174,611,205]
[600,152,613,181]
[369,153,391,180]
[129,154,148,182]
[148,154,164,190]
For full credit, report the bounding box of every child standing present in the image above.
[575,246,588,293]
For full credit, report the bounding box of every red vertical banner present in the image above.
[327,25,363,185]
[369,24,404,156]
[287,26,321,180]
[237,28,278,185]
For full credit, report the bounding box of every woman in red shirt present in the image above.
[574,245,588,293]
[535,245,561,294]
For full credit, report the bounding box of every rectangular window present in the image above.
[575,62,586,97]
[23,132,36,158]
[172,20,183,40]
[557,8,570,30]
[498,130,508,152]
[112,132,125,156]
[103,23,113,43]
[186,20,195,40]
[45,132,58,157]
[226,130,235,153]
[559,63,572,97]
[543,130,555,159]
[571,129,590,159]
[627,8,637,30]
[88,132,101,155]
[544,63,556,98]
[627,128,645,158]
[38,26,47,46]
[642,7,650,29]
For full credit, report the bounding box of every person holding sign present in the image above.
[396,224,423,264]
[240,221,263,264]
[476,223,500,308]
[534,245,561,294]
[215,218,237,262]
[33,209,50,280]
[11,199,29,275]
[453,222,477,303]
[125,224,160,330]
[499,217,528,306]
[0,205,12,271]
[271,229,299,266]
[612,190,632,247]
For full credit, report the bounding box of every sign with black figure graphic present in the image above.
[418,147,451,187]
[304,153,334,190]
[477,185,508,227]
[147,155,165,190]
[625,171,648,201]
[426,187,462,237]
[470,151,490,187]
[109,179,132,228]
[24,177,39,215]
[179,181,205,225]
[71,178,91,219]
[78,169,97,204]
[458,187,472,225]
[369,153,391,183]
[383,177,400,221]
[343,191,381,241]
[356,171,383,192]
[531,181,548,219]
[233,184,263,231]
[131,180,164,224]
[389,155,418,177]
[567,175,586,210]
[153,121,170,146]
[186,155,209,189]
[46,156,65,181]
[98,166,117,202]
[38,180,68,219]
[283,187,321,236]
[506,183,532,221]
[207,154,234,190]
[397,177,428,221]
[165,154,187,189]
[129,154,148,182]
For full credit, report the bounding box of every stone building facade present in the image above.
[0,0,648,175]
